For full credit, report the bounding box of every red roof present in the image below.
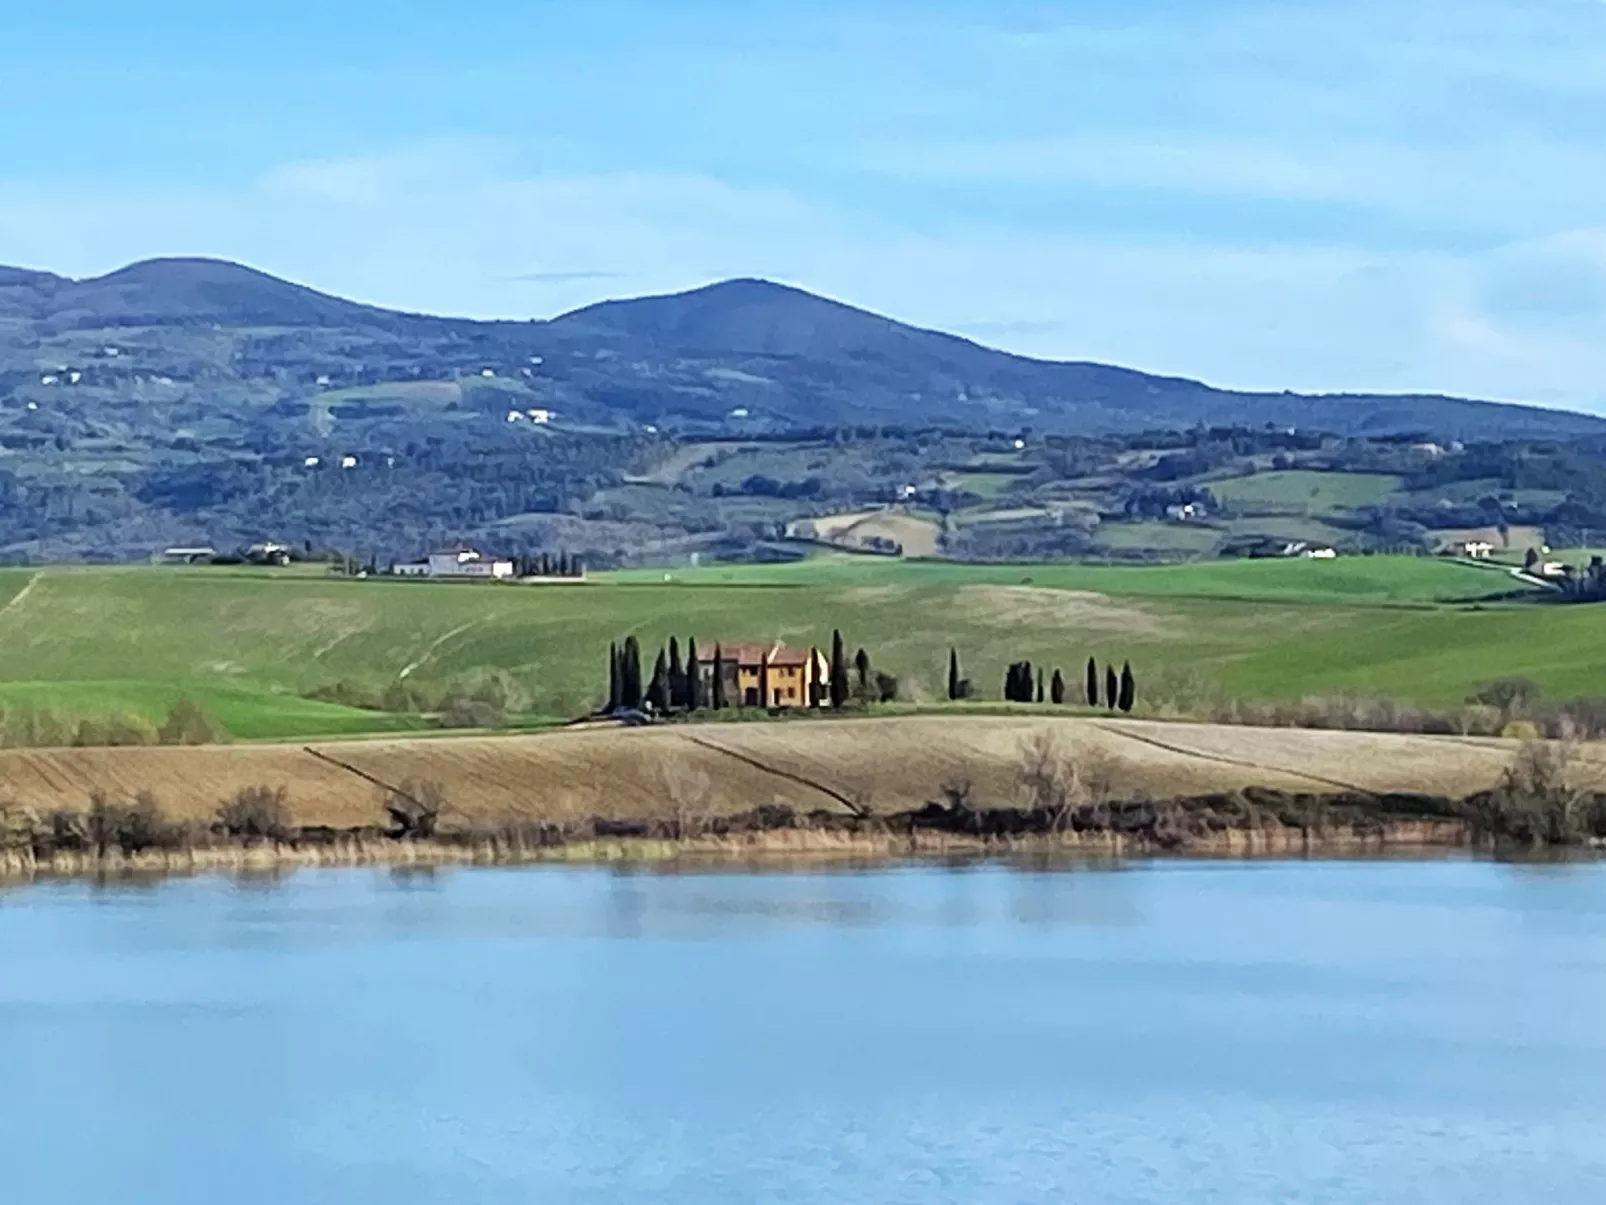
[710,642,816,667]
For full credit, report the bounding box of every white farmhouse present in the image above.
[393,546,517,580]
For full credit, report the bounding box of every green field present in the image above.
[1210,470,1401,513]
[948,471,1020,499]
[1091,520,1221,554]
[0,555,1582,741]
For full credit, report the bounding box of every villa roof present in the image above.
[713,642,816,666]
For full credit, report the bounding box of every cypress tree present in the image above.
[712,644,728,710]
[854,648,871,692]
[648,648,671,712]
[1036,668,1045,704]
[621,636,643,710]
[947,648,961,701]
[759,650,772,710]
[829,630,849,709]
[607,641,621,712]
[1051,668,1065,705]
[1085,657,1099,707]
[1118,661,1135,714]
[1105,665,1119,712]
[668,636,684,709]
[686,638,702,711]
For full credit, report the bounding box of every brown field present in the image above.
[788,508,943,557]
[1430,524,1545,552]
[0,715,1597,830]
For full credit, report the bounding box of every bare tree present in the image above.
[658,760,714,839]
[1018,732,1080,828]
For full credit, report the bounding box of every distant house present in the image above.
[158,546,216,564]
[701,642,830,709]
[392,546,516,580]
[1164,502,1204,522]
[1304,546,1338,559]
[1459,540,1496,559]
[244,541,292,567]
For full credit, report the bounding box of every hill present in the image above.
[0,558,1588,741]
[2,257,1600,440]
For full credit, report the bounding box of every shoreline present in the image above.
[0,806,1518,885]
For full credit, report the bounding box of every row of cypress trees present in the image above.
[949,648,1136,712]
[607,636,724,713]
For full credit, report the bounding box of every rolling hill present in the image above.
[2,257,1601,440]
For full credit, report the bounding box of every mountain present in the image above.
[0,256,1599,441]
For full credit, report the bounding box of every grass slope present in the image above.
[0,557,1574,740]
[1210,470,1401,512]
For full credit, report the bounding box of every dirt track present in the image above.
[0,715,1591,829]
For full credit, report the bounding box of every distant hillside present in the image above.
[0,256,1599,440]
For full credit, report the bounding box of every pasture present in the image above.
[1209,470,1401,512]
[0,555,1582,740]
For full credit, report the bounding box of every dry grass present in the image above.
[954,585,1173,637]
[0,716,1600,830]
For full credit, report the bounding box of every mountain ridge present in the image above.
[0,255,1599,439]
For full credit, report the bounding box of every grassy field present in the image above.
[1210,470,1401,512]
[948,471,1020,499]
[0,555,1583,741]
[1091,520,1220,554]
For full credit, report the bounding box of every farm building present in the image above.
[702,642,830,709]
[157,546,217,564]
[392,546,516,579]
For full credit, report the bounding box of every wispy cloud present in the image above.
[506,270,625,284]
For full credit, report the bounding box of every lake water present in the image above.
[3,857,1606,1203]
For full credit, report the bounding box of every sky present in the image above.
[3,0,1606,409]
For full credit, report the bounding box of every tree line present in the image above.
[949,647,1135,712]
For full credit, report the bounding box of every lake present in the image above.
[2,857,1605,1203]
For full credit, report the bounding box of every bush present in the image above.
[437,694,505,729]
[215,786,291,842]
[1465,741,1600,846]
[72,713,156,748]
[158,698,224,745]
[1471,678,1542,716]
[1501,720,1540,742]
[87,789,181,855]
[873,671,899,703]
[380,780,447,838]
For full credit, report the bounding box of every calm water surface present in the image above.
[2,857,1605,1203]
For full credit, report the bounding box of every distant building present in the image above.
[392,546,516,580]
[244,541,292,567]
[700,642,830,709]
[158,546,217,564]
[1459,540,1496,559]
[1304,546,1338,560]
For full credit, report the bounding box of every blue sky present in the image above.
[3,0,1606,408]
